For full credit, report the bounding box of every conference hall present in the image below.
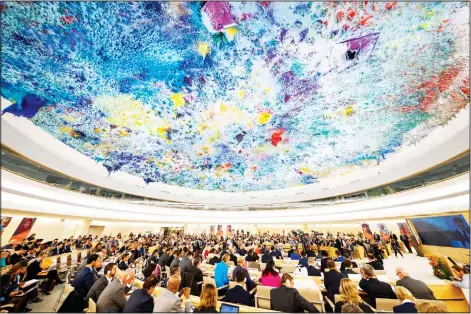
[0,1,469,313]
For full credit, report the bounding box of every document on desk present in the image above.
[24,285,38,295]
[21,279,39,288]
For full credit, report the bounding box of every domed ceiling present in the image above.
[1,2,469,192]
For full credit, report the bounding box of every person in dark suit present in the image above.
[395,268,435,300]
[158,248,170,269]
[0,261,33,312]
[298,251,308,268]
[71,254,101,311]
[366,253,384,270]
[236,245,247,256]
[9,245,26,265]
[223,269,254,306]
[26,252,63,295]
[319,250,330,272]
[85,263,117,304]
[324,260,347,302]
[182,258,204,296]
[147,249,159,266]
[341,260,358,276]
[208,251,221,265]
[228,248,238,266]
[340,253,358,272]
[306,258,321,277]
[400,234,413,254]
[118,253,130,271]
[123,275,157,313]
[393,286,418,313]
[233,257,256,292]
[119,241,130,253]
[261,248,273,263]
[359,264,397,308]
[373,233,381,243]
[63,241,72,253]
[270,273,319,313]
[335,236,344,253]
[269,246,282,260]
[51,242,65,256]
[390,232,398,242]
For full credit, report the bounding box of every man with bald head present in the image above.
[153,274,191,312]
[396,267,436,300]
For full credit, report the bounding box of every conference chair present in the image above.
[375,270,387,275]
[281,264,297,273]
[85,298,97,313]
[375,298,401,312]
[329,294,376,312]
[255,285,273,310]
[71,252,78,266]
[298,288,325,312]
[203,277,228,300]
[53,284,75,312]
[227,261,235,267]
[58,254,69,274]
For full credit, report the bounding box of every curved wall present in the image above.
[2,99,469,205]
[2,169,469,224]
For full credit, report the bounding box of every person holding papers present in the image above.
[0,261,36,312]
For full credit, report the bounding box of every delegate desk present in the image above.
[132,280,277,313]
[190,295,279,313]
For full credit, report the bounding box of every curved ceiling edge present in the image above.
[1,97,469,205]
[2,169,469,223]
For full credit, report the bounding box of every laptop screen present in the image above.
[220,303,239,313]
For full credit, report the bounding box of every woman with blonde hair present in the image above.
[393,286,417,313]
[416,301,447,313]
[334,278,373,313]
[193,283,218,313]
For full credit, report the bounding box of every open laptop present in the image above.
[220,303,239,313]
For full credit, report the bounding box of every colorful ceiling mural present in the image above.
[1,2,469,192]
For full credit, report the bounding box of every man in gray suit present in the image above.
[170,251,183,269]
[96,269,134,312]
[179,251,193,273]
[85,263,117,304]
[153,275,191,312]
[396,267,436,300]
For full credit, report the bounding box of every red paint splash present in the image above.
[220,163,232,170]
[347,10,356,20]
[460,78,469,97]
[259,1,270,8]
[240,13,253,21]
[61,16,77,25]
[385,2,397,10]
[414,66,463,111]
[360,16,373,26]
[397,106,418,113]
[438,67,461,92]
[271,129,285,147]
